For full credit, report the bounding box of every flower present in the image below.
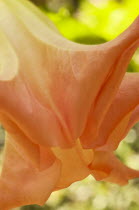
[0,0,139,209]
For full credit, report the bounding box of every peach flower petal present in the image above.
[0,135,61,210]
[81,24,139,148]
[90,151,139,185]
[124,105,139,135]
[0,1,138,148]
[53,140,93,189]
[0,0,139,209]
[93,73,139,150]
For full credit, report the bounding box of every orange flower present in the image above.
[0,0,139,209]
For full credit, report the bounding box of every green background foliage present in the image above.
[1,0,138,209]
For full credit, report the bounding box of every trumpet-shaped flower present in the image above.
[0,0,139,209]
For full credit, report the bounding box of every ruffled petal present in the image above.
[0,113,56,170]
[0,29,18,81]
[89,151,139,185]
[0,134,61,210]
[0,2,139,209]
[0,1,139,148]
[80,18,139,148]
[122,105,139,138]
[53,140,93,189]
[92,73,139,150]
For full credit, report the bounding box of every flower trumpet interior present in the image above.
[0,0,139,209]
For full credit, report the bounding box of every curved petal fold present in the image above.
[0,1,139,209]
[0,135,61,210]
[81,39,139,148]
[0,29,18,81]
[0,1,138,149]
[92,73,139,150]
[123,105,139,138]
[53,140,93,189]
[90,151,139,185]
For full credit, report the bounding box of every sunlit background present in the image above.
[0,0,139,209]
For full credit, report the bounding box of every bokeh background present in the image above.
[0,0,139,209]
